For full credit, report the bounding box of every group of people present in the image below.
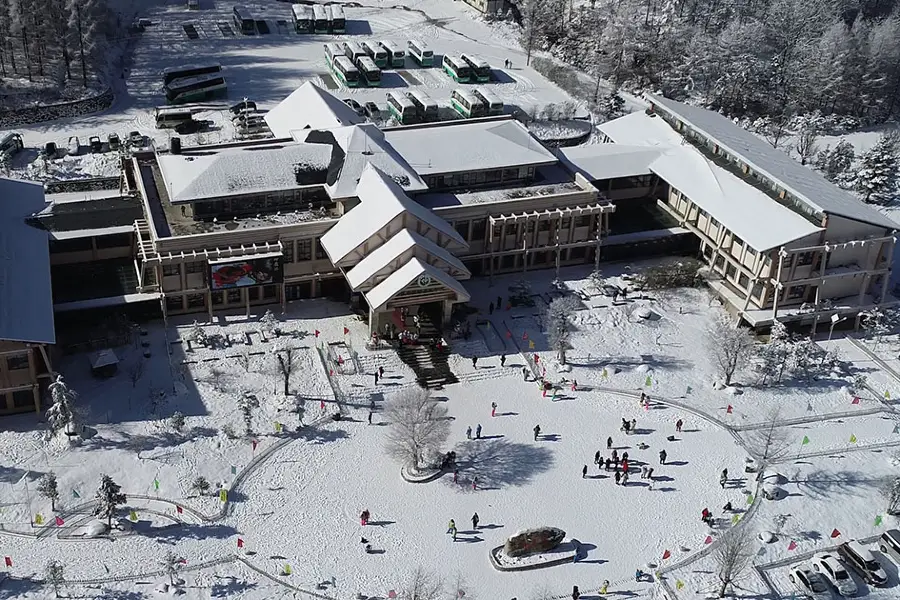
[446,513,481,541]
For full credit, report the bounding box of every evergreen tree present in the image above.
[38,472,60,511]
[94,474,126,529]
[46,375,77,436]
[45,560,65,598]
[815,139,856,183]
[851,132,899,204]
[238,393,259,436]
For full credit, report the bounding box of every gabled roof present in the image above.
[597,110,685,148]
[320,164,466,265]
[556,145,664,181]
[345,229,470,291]
[0,178,55,344]
[157,142,332,203]
[646,94,897,230]
[365,257,471,313]
[264,81,363,138]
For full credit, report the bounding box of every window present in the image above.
[248,287,260,301]
[470,219,486,241]
[185,261,205,274]
[504,223,517,237]
[709,217,719,228]
[211,291,224,305]
[502,168,520,181]
[732,236,743,251]
[484,169,502,183]
[165,295,183,312]
[501,255,515,268]
[539,220,551,232]
[12,390,33,409]
[714,255,725,269]
[49,238,92,253]
[297,239,312,261]
[162,264,181,277]
[454,221,469,240]
[702,244,713,258]
[746,247,757,261]
[574,215,591,228]
[797,252,814,266]
[315,238,328,260]
[569,246,587,260]
[264,285,277,298]
[752,283,764,299]
[186,293,205,308]
[227,289,241,304]
[95,233,132,249]
[738,273,750,288]
[533,251,547,264]
[560,217,571,230]
[282,241,294,263]
[725,263,737,280]
[787,285,806,300]
[6,354,29,370]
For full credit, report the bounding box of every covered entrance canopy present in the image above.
[365,258,470,313]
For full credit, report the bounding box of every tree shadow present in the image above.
[211,577,258,597]
[0,576,41,600]
[0,465,46,485]
[567,354,693,371]
[788,470,884,500]
[295,425,350,445]
[143,522,238,542]
[450,438,555,490]
[95,590,149,600]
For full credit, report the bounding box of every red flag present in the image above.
[251,439,258,451]
[788,540,797,551]
[343,326,349,335]
[178,558,187,564]
[54,516,64,527]
[726,404,733,414]
[4,557,11,567]
[831,528,841,538]
[533,354,540,363]
[320,399,326,410]
[704,535,713,545]
[176,506,183,514]
[522,332,528,340]
[851,396,860,405]
[505,331,512,338]
[338,356,344,365]
[329,369,335,377]
[314,330,320,338]
[662,549,671,560]
[237,538,244,548]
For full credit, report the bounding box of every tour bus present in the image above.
[450,88,486,118]
[233,6,256,35]
[312,5,329,33]
[407,39,434,67]
[386,91,417,124]
[406,90,438,122]
[378,40,405,68]
[357,56,382,87]
[165,73,228,104]
[343,41,368,64]
[324,43,345,65]
[330,56,360,87]
[155,107,195,128]
[460,53,491,82]
[329,4,346,33]
[472,87,504,115]
[291,5,312,33]
[361,41,388,68]
[163,64,221,86]
[441,55,471,83]
[0,132,24,161]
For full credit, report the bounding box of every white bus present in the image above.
[324,43,344,65]
[155,107,195,128]
[361,41,388,68]
[331,55,360,87]
[460,53,491,82]
[291,5,312,33]
[407,39,434,67]
[312,5,329,33]
[406,90,438,122]
[386,91,417,124]
[329,4,346,33]
[357,56,381,87]
[441,55,471,83]
[450,88,486,118]
[165,73,227,104]
[379,40,405,68]
[472,87,504,115]
[343,41,368,64]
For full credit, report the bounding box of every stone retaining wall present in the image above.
[0,87,114,128]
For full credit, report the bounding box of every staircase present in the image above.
[396,344,458,389]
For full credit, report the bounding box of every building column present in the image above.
[442,300,453,327]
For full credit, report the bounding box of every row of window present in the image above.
[424,167,534,192]
[160,238,329,277]
[5,354,29,371]
[490,215,593,240]
[3,389,34,410]
[49,233,132,254]
[164,285,280,311]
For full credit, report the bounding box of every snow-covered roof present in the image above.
[556,145,664,181]
[364,257,471,313]
[157,141,333,204]
[0,178,55,344]
[598,110,685,148]
[649,148,822,251]
[329,124,427,199]
[320,164,466,266]
[646,94,898,230]
[264,81,363,138]
[345,229,470,291]
[383,119,558,177]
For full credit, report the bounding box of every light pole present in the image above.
[828,313,847,342]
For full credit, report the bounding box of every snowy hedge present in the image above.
[0,87,114,128]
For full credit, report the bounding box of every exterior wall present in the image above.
[49,232,134,265]
[0,341,44,416]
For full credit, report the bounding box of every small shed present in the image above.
[89,349,119,378]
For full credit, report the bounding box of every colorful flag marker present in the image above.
[343,327,349,335]
[875,515,883,526]
[686,385,692,395]
[237,538,244,548]
[274,421,282,433]
[704,535,713,544]
[893,424,900,434]
[231,465,237,475]
[886,390,891,399]
[731,514,741,524]
[831,528,841,538]
[55,516,64,527]
[849,434,857,443]
[176,506,183,515]
[788,540,797,551]
[251,439,258,451]
[601,368,608,379]
[129,510,138,522]
[662,549,671,560]
[522,332,528,340]
[801,435,810,445]
[71,489,80,499]
[34,514,44,525]
[746,494,754,504]
[4,557,11,568]
[726,404,733,414]
[220,489,228,503]
[528,340,535,349]
[505,331,512,339]
[851,396,860,405]
[283,564,292,575]
[675,580,685,590]
[645,375,652,387]
[153,479,160,491]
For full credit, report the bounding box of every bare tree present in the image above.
[795,122,819,165]
[385,388,450,472]
[259,309,280,338]
[745,409,790,472]
[236,349,251,373]
[45,560,65,598]
[705,312,755,386]
[190,476,210,497]
[187,320,207,347]
[545,295,580,365]
[273,342,300,396]
[38,472,59,511]
[713,524,756,597]
[401,567,443,600]
[127,357,145,388]
[882,476,900,516]
[160,550,183,587]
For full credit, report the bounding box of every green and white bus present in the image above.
[331,55,360,87]
[441,55,471,83]
[407,39,433,67]
[361,41,388,68]
[472,87,504,115]
[460,53,491,82]
[329,4,346,33]
[312,5,329,33]
[386,91,417,124]
[450,88,486,118]
[379,40,405,68]
[165,74,227,104]
[406,90,438,121]
[291,5,312,33]
[357,56,381,87]
[324,42,344,65]
[343,41,368,63]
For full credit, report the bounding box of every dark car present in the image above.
[230,100,257,114]
[107,133,121,151]
[342,98,364,116]
[43,141,58,158]
[89,135,103,153]
[363,101,380,120]
[174,119,210,135]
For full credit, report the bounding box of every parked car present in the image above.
[879,529,900,563]
[43,141,58,158]
[128,131,144,147]
[230,99,257,114]
[838,540,888,585]
[811,553,857,597]
[67,136,81,156]
[788,566,831,600]
[174,119,211,135]
[107,133,121,152]
[363,101,381,120]
[342,98,364,116]
[89,135,103,153]
[187,0,199,9]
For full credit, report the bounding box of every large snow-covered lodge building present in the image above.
[1,84,897,415]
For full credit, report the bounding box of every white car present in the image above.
[788,566,832,600]
[812,553,858,597]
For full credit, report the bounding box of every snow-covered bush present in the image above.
[46,375,77,436]
[169,411,186,433]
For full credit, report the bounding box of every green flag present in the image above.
[220,489,227,503]
[129,510,138,522]
[801,435,810,445]
[849,433,857,443]
[153,478,160,491]
[886,390,891,399]
[686,385,692,395]
[72,489,80,499]
[875,515,883,526]
[601,367,608,379]
[645,375,652,387]
[746,494,754,505]
[231,465,237,475]
[731,514,740,524]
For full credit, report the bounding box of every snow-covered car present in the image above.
[811,553,858,597]
[342,98,364,116]
[128,131,144,148]
[363,101,380,120]
[174,119,211,135]
[67,136,80,156]
[107,133,121,152]
[788,566,832,600]
[879,529,900,563]
[89,135,103,153]
[839,540,888,585]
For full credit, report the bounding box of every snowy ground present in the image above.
[2,263,900,598]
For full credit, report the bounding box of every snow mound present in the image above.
[763,473,787,485]
[83,520,109,538]
[632,307,656,321]
[723,386,743,396]
[634,364,650,374]
[759,531,777,543]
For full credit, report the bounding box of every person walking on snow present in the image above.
[641,465,648,479]
[472,476,479,490]
[675,418,683,433]
[500,354,506,367]
[533,424,541,441]
[453,469,459,483]
[368,411,373,425]
[497,295,502,308]
[571,380,578,392]
[582,464,588,478]
[604,458,611,471]
[360,509,370,526]
[614,470,621,485]
[476,424,482,439]
[622,471,629,485]
[611,449,618,462]
[374,371,379,385]
[447,520,458,540]
[472,513,480,530]
[378,366,384,378]
[646,467,654,479]
[489,302,494,314]
[607,436,613,450]
[719,468,728,489]
[491,402,497,417]
[522,367,529,381]
[594,450,601,465]
[622,458,629,473]
[466,426,472,440]
[659,449,667,464]
[572,585,580,600]
[600,580,609,595]
[472,356,478,368]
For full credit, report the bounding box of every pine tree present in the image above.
[67,0,108,88]
[94,474,126,529]
[258,309,279,337]
[851,132,899,204]
[238,393,259,436]
[815,139,856,183]
[161,550,183,587]
[545,296,580,365]
[38,472,60,511]
[46,375,77,436]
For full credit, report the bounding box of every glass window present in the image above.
[185,261,205,274]
[282,241,294,263]
[248,287,260,301]
[714,255,725,269]
[502,168,520,181]
[570,246,587,260]
[297,239,312,261]
[454,221,469,240]
[702,244,713,258]
[227,289,241,304]
[470,219,486,241]
[315,238,328,260]
[501,254,514,268]
[162,264,181,277]
[165,295,183,311]
[787,285,806,300]
[752,283,764,298]
[484,170,502,183]
[211,291,224,305]
[732,237,743,250]
[264,285,277,298]
[725,263,737,279]
[504,223,517,237]
[6,354,29,370]
[95,233,132,249]
[539,220,551,232]
[797,252,814,266]
[12,390,33,408]
[186,293,205,308]
[738,273,750,288]
[574,215,591,228]
[49,238,92,253]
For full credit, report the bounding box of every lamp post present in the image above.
[828,313,847,342]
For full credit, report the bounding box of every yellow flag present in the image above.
[34,513,44,525]
[886,391,891,399]
[283,564,292,575]
[528,340,535,349]
[849,434,857,443]
[675,580,685,590]
[220,489,227,503]
[602,368,608,379]
[731,513,740,524]
[274,421,282,433]
[129,510,138,522]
